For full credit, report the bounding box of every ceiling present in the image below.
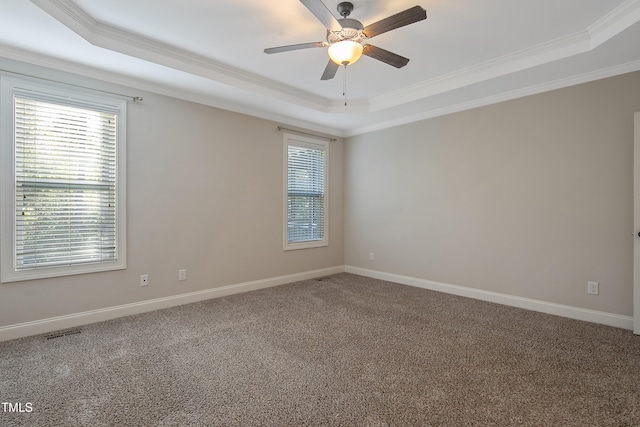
[1,0,639,137]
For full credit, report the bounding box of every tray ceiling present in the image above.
[1,0,639,136]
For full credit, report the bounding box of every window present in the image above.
[1,76,126,282]
[284,133,328,250]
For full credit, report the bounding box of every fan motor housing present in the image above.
[327,2,365,43]
[338,18,363,31]
[327,18,364,44]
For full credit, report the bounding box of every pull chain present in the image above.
[342,62,348,106]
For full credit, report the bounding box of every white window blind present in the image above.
[284,134,328,249]
[14,97,118,269]
[1,76,127,282]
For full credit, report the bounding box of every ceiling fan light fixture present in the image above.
[328,40,363,65]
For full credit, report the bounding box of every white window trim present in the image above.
[283,133,329,251]
[0,75,127,283]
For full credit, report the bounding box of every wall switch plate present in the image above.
[588,281,599,295]
[140,274,149,286]
[178,269,187,281]
[369,252,375,261]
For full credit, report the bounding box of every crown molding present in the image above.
[0,46,348,137]
[346,60,640,137]
[3,46,639,141]
[368,30,590,112]
[588,0,640,47]
[28,0,334,113]
[16,0,640,138]
[29,0,640,117]
[370,0,640,111]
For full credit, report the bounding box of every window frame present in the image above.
[0,75,127,283]
[283,133,329,251]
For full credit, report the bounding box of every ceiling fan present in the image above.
[264,0,427,80]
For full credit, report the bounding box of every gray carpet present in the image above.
[1,273,640,426]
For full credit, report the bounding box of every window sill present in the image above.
[284,240,329,251]
[1,259,126,283]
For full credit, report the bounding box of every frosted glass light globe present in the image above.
[328,40,363,65]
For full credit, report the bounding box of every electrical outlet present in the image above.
[178,269,187,281]
[140,274,149,287]
[369,252,374,261]
[588,281,599,295]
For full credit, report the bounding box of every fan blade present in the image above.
[362,45,410,68]
[264,42,327,54]
[363,6,426,38]
[321,60,339,80]
[300,0,342,31]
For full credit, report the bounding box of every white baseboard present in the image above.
[0,266,345,342]
[3,265,632,342]
[345,266,634,330]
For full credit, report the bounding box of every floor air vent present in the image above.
[44,329,82,340]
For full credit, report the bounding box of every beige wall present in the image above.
[2,57,639,331]
[345,71,640,317]
[0,59,344,328]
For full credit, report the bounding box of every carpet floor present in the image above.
[1,273,640,426]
